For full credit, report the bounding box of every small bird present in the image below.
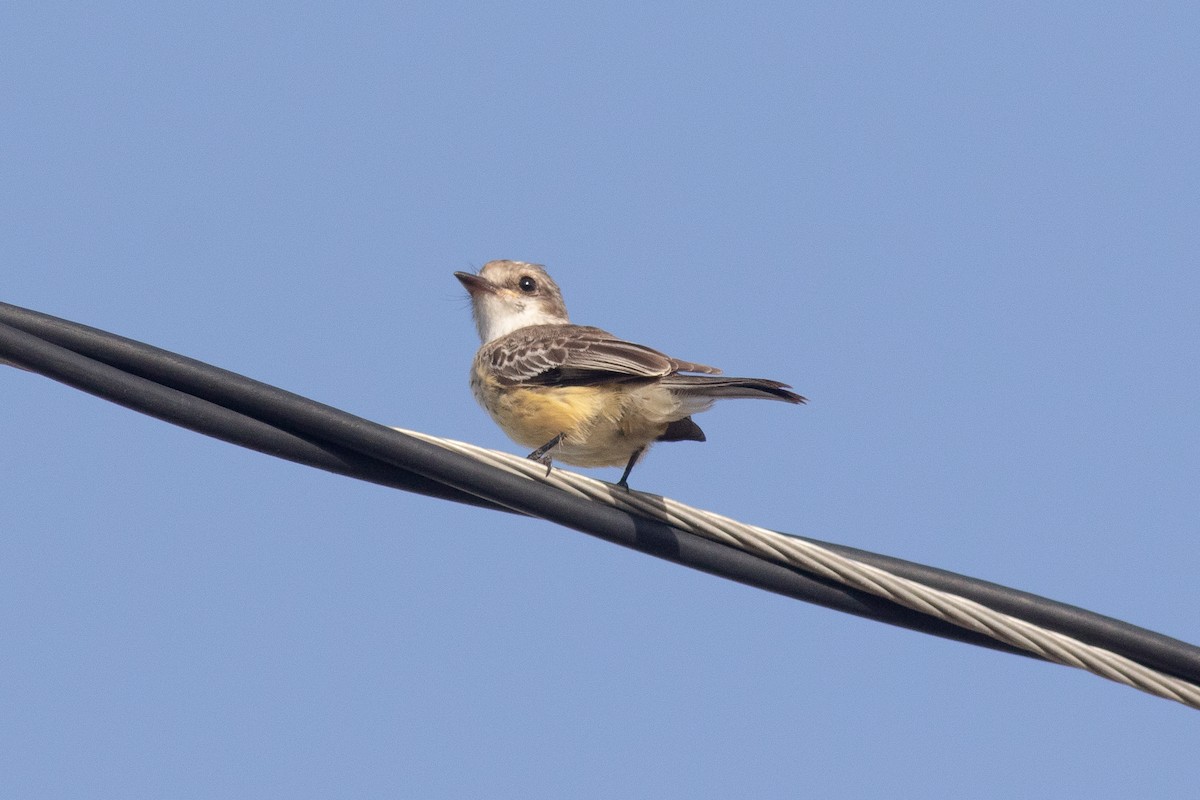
[455,260,805,488]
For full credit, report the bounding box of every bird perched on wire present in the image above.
[455,260,805,488]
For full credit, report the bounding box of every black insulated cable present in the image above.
[2,301,1199,690]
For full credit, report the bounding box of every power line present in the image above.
[2,300,1198,708]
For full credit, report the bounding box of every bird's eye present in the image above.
[518,276,537,293]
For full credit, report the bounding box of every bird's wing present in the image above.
[483,324,721,386]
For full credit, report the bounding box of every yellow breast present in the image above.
[487,384,613,448]
[470,359,684,467]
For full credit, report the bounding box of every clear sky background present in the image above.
[2,2,1198,797]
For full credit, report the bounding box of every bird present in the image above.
[455,260,805,488]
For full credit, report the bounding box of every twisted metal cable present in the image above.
[394,427,1200,711]
[3,299,1195,709]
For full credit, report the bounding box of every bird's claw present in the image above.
[527,433,563,478]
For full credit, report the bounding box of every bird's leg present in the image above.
[615,447,645,491]
[527,433,564,477]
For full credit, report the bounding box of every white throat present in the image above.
[473,294,568,343]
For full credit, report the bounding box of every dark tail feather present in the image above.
[658,416,707,442]
[663,375,806,404]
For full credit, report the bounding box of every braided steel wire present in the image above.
[394,428,1200,710]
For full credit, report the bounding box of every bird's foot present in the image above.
[614,447,644,491]
[527,433,564,477]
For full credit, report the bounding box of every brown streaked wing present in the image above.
[483,324,721,386]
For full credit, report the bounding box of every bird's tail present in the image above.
[662,375,806,404]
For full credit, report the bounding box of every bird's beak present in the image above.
[454,271,499,297]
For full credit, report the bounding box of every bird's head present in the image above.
[455,260,570,343]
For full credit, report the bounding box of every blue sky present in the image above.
[2,2,1198,797]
